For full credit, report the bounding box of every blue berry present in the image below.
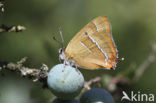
[52,98,80,103]
[80,88,115,103]
[47,64,84,100]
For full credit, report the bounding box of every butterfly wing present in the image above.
[66,16,112,47]
[64,16,118,70]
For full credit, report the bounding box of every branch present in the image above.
[84,77,101,90]
[133,42,156,81]
[0,24,26,33]
[0,57,49,87]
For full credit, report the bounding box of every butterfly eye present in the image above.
[59,48,66,54]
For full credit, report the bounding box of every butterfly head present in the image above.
[59,47,76,67]
[59,47,66,61]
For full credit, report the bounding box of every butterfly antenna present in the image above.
[53,36,62,46]
[59,27,64,47]
[116,57,124,62]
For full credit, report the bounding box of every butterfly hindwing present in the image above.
[64,16,118,70]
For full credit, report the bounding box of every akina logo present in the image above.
[121,91,155,102]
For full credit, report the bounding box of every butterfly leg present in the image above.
[59,57,62,63]
[75,65,78,69]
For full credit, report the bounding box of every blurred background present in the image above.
[0,0,156,103]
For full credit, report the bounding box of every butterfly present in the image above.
[59,16,123,70]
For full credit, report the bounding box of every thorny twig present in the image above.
[0,57,49,87]
[0,24,26,33]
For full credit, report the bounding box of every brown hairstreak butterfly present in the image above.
[59,16,124,70]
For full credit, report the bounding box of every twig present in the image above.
[78,77,102,99]
[0,24,26,33]
[133,42,156,82]
[84,77,101,90]
[0,57,49,87]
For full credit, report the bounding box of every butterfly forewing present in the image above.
[66,16,112,52]
[64,16,119,70]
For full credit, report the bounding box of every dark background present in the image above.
[0,0,156,103]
